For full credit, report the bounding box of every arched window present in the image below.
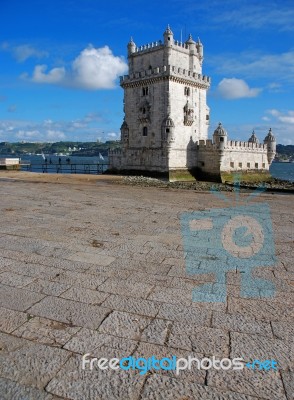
[142,87,148,96]
[143,127,148,136]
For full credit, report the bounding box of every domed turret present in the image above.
[196,37,203,62]
[162,116,175,143]
[213,122,227,149]
[264,128,276,164]
[127,37,136,55]
[264,128,275,143]
[186,33,195,45]
[164,25,173,47]
[186,33,196,54]
[248,130,259,144]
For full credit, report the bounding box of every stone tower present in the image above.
[264,128,276,164]
[108,26,275,181]
[109,26,211,177]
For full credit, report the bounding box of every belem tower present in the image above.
[109,26,276,181]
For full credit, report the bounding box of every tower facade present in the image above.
[109,26,210,176]
[109,26,276,181]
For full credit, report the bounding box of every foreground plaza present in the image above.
[0,172,293,400]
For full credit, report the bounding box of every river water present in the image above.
[2,154,294,182]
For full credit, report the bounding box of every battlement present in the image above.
[131,40,163,54]
[196,139,267,151]
[120,65,210,85]
[130,38,200,55]
[226,140,267,150]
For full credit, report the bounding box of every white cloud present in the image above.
[72,46,127,89]
[13,45,48,62]
[32,65,66,84]
[185,1,294,32]
[211,2,294,31]
[107,132,119,139]
[0,113,119,143]
[216,78,261,99]
[16,130,40,140]
[267,109,294,125]
[27,45,128,90]
[46,130,66,140]
[1,42,48,62]
[209,51,294,84]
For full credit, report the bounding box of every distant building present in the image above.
[109,26,276,181]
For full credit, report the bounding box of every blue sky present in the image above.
[0,0,293,144]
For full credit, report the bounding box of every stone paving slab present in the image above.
[64,327,138,356]
[0,307,28,333]
[0,377,55,400]
[211,311,273,337]
[0,176,293,399]
[0,271,36,288]
[0,283,45,312]
[45,354,145,400]
[207,369,287,400]
[98,310,152,340]
[13,316,80,347]
[0,332,71,389]
[28,296,112,329]
[101,294,161,317]
[141,374,259,400]
[134,342,207,384]
[168,323,230,356]
[230,331,294,370]
[60,286,110,305]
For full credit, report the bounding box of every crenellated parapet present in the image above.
[129,41,163,54]
[225,141,267,150]
[120,65,210,89]
[128,38,203,55]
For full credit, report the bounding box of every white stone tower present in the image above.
[110,26,211,177]
[264,128,276,164]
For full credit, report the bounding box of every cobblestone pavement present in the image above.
[0,173,293,400]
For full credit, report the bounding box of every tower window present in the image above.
[142,87,148,96]
[220,137,224,142]
[166,128,170,133]
[206,115,210,120]
[184,87,190,96]
[143,127,148,136]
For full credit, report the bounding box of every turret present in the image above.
[264,128,276,164]
[127,37,136,56]
[213,122,227,150]
[196,38,203,64]
[121,119,129,148]
[248,130,259,144]
[163,25,173,47]
[186,34,196,53]
[127,37,136,74]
